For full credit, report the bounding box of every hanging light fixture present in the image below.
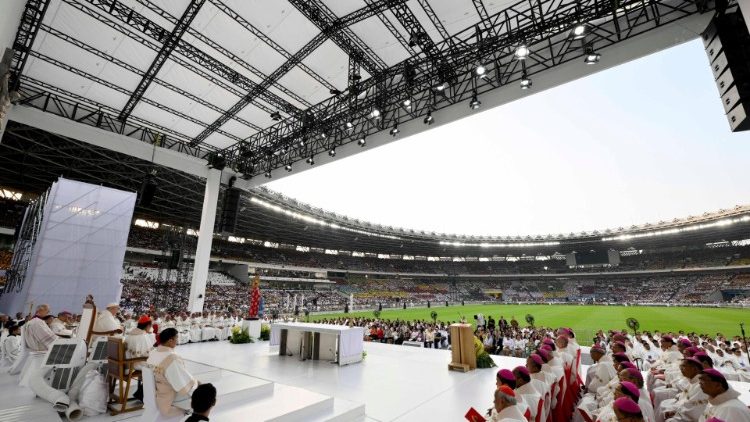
[520,73,532,89]
[328,148,336,157]
[469,93,481,110]
[514,45,529,60]
[284,163,292,172]
[357,137,366,147]
[390,124,400,136]
[423,111,434,125]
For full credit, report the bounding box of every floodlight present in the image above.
[584,52,601,65]
[435,82,448,91]
[469,95,481,110]
[515,45,529,59]
[423,111,434,125]
[520,73,532,89]
[265,172,272,178]
[402,98,412,108]
[328,148,336,157]
[357,137,366,147]
[285,164,292,172]
[390,124,400,136]
[573,24,587,38]
[346,121,354,130]
[306,156,315,165]
[370,108,381,119]
[320,132,327,139]
[475,64,486,76]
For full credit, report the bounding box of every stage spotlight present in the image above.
[435,82,448,91]
[265,171,272,178]
[520,73,532,89]
[475,64,486,77]
[320,132,327,139]
[270,111,281,121]
[469,95,481,110]
[514,45,529,59]
[390,124,400,136]
[280,146,288,154]
[370,108,381,119]
[584,51,601,65]
[346,120,354,131]
[423,111,434,125]
[357,137,366,147]
[298,139,305,147]
[402,98,412,109]
[306,156,315,165]
[285,163,292,172]
[573,24,587,39]
[328,148,336,157]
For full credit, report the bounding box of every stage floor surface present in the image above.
[0,340,532,422]
[4,340,750,421]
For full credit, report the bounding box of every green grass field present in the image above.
[311,304,750,339]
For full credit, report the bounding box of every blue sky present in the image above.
[265,39,750,236]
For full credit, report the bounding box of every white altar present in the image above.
[270,322,365,366]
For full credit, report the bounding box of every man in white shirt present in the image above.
[699,368,750,421]
[92,302,123,339]
[146,328,198,418]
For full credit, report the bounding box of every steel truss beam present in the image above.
[190,0,407,146]
[40,24,261,132]
[119,0,205,121]
[288,0,388,74]
[28,50,244,143]
[416,0,452,42]
[8,0,51,90]
[75,0,301,118]
[135,0,313,108]
[205,0,337,93]
[363,0,419,56]
[15,77,218,159]
[224,0,711,178]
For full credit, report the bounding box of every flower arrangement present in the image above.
[473,335,496,368]
[260,324,270,341]
[230,326,254,344]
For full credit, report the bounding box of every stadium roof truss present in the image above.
[6,0,716,180]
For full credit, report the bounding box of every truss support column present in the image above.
[188,168,220,312]
[0,107,8,142]
[739,0,750,35]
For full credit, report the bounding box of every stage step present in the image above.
[0,404,62,422]
[211,384,337,422]
[305,397,366,422]
[175,370,274,411]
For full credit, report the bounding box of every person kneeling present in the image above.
[147,328,199,418]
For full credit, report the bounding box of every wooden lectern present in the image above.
[448,323,476,372]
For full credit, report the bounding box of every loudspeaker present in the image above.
[219,187,241,234]
[702,10,750,131]
[138,176,157,207]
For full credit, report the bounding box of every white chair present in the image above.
[138,366,184,422]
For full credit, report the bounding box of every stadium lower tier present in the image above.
[118,264,750,314]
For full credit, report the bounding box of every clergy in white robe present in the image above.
[92,303,123,339]
[124,315,155,369]
[657,358,708,422]
[514,366,542,422]
[698,368,750,422]
[24,312,57,351]
[1,324,22,367]
[489,386,527,422]
[146,328,198,418]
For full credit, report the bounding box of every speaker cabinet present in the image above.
[219,187,241,234]
[703,10,750,132]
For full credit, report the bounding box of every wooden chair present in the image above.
[106,337,146,415]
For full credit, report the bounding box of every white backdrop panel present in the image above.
[17,179,134,313]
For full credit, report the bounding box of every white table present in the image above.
[270,322,365,366]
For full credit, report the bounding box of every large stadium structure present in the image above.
[2,0,750,421]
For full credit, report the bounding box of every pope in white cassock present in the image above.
[92,303,123,339]
[146,328,198,418]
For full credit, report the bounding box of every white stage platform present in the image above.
[2,341,748,421]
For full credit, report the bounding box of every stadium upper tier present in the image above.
[1,123,749,257]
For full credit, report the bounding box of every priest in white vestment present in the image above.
[699,368,750,422]
[124,315,155,368]
[489,385,527,422]
[146,328,198,418]
[24,305,57,351]
[1,323,22,366]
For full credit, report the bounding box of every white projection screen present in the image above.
[0,178,135,313]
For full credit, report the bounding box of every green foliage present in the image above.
[430,311,438,322]
[361,350,367,360]
[260,324,271,341]
[476,352,496,368]
[229,326,255,344]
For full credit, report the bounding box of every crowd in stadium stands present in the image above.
[0,198,25,230]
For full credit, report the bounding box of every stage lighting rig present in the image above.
[520,73,532,89]
[285,163,293,172]
[514,45,529,59]
[328,148,336,157]
[584,46,601,65]
[469,94,481,110]
[390,124,400,136]
[357,137,366,147]
[423,111,434,125]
